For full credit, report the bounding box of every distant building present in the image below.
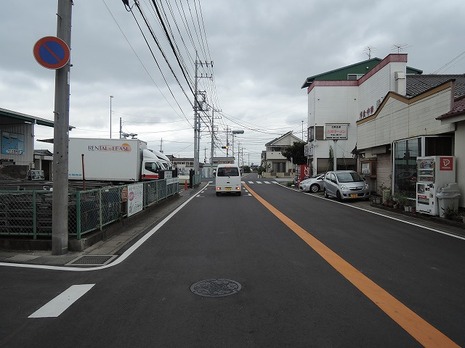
[262,131,302,177]
[301,53,465,208]
[33,149,53,180]
[170,157,195,176]
[0,108,55,180]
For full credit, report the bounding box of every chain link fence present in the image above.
[0,179,179,240]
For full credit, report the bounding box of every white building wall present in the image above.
[359,66,392,118]
[358,87,455,150]
[266,152,287,160]
[307,57,408,176]
[358,61,407,122]
[309,86,359,168]
[376,153,392,191]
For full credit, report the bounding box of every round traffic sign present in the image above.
[33,36,70,70]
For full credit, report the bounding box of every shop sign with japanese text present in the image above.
[325,123,348,140]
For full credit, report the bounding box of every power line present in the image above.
[131,1,194,105]
[433,50,465,74]
[104,0,192,127]
[149,0,195,95]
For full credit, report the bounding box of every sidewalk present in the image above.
[0,183,207,267]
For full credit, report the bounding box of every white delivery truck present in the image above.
[68,138,166,182]
[152,149,172,170]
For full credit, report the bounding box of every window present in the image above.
[394,138,420,197]
[308,126,324,142]
[217,167,239,177]
[315,126,324,140]
[425,136,453,156]
[347,74,364,80]
[336,171,364,183]
[145,162,162,173]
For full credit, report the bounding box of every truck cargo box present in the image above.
[68,138,147,182]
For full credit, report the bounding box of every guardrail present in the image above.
[0,179,179,240]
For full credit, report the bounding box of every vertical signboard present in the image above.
[127,183,143,217]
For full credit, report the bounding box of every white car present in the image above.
[214,164,242,196]
[299,174,325,193]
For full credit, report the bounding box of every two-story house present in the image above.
[262,131,302,178]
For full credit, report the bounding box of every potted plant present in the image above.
[393,192,408,210]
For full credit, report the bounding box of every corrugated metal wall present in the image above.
[0,124,34,166]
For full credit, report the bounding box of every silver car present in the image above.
[299,174,325,193]
[323,170,370,201]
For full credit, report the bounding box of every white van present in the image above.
[215,164,242,196]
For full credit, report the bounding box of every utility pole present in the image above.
[226,125,229,157]
[193,54,199,175]
[210,107,218,178]
[210,108,214,177]
[52,0,72,255]
[193,54,213,176]
[238,142,241,167]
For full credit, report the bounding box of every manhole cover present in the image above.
[66,255,117,266]
[190,279,242,298]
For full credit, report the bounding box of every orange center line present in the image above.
[244,183,459,348]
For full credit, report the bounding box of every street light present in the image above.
[231,130,244,163]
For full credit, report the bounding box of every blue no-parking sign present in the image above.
[33,36,70,70]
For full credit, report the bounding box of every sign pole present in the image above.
[52,0,72,255]
[333,140,338,171]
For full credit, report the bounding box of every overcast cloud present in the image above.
[1,0,464,165]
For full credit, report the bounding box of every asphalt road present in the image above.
[1,174,464,347]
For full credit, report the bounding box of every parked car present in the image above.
[323,170,370,200]
[299,174,325,193]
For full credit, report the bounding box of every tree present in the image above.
[281,142,306,165]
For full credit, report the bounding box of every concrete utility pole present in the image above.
[209,106,221,177]
[226,125,229,157]
[193,56,200,175]
[210,108,215,177]
[193,55,213,175]
[52,0,72,255]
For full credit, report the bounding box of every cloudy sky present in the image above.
[1,0,464,166]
